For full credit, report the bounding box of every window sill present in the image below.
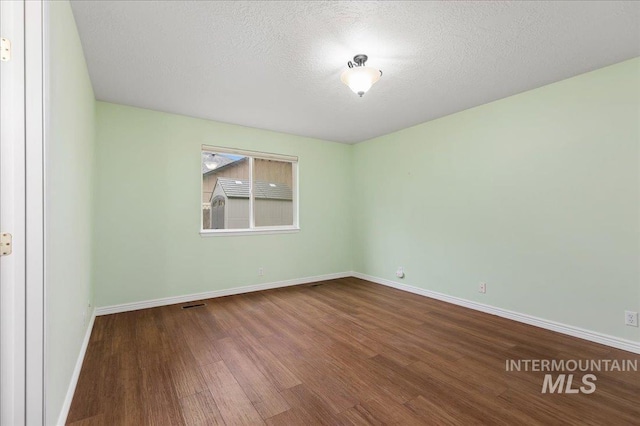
[200,227,300,237]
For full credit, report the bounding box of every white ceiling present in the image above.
[70,1,640,144]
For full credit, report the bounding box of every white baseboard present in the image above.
[57,308,96,426]
[95,271,351,316]
[351,272,640,355]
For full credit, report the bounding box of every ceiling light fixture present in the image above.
[340,54,382,97]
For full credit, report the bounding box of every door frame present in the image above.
[25,0,45,424]
[0,0,27,423]
[0,0,45,424]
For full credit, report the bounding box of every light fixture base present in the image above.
[348,54,369,68]
[353,54,368,66]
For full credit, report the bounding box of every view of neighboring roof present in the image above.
[215,177,293,201]
[201,152,246,174]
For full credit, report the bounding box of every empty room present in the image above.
[1,1,639,425]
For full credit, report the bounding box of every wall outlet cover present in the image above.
[625,311,638,327]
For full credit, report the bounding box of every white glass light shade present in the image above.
[340,66,381,97]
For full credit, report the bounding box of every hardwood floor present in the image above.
[67,278,640,425]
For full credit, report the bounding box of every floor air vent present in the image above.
[181,303,206,309]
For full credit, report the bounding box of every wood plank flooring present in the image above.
[67,278,640,425]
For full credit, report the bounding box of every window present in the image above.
[201,145,298,235]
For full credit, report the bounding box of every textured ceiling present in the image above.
[70,1,640,143]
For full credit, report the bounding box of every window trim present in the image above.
[201,144,298,162]
[200,227,300,237]
[200,145,299,236]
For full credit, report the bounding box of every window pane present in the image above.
[253,158,294,227]
[202,151,250,229]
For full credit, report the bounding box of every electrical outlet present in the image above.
[625,311,638,327]
[258,267,264,276]
[479,282,487,294]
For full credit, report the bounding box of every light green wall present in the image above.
[94,59,639,345]
[93,59,638,345]
[46,1,96,424]
[353,58,640,342]
[93,102,353,307]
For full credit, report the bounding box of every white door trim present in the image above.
[0,0,45,424]
[25,0,45,424]
[0,0,27,424]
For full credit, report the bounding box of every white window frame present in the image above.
[200,145,299,236]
